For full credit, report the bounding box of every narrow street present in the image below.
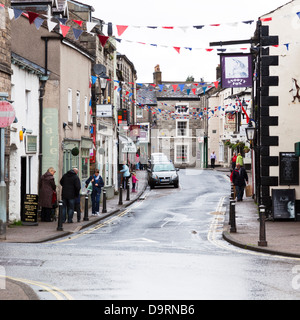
[0,169,299,301]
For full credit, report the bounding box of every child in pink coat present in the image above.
[132,172,139,193]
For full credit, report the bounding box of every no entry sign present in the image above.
[0,101,15,128]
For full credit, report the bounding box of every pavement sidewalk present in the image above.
[0,170,148,300]
[217,167,300,259]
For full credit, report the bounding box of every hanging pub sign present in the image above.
[221,54,253,88]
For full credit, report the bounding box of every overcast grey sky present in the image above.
[87,0,289,83]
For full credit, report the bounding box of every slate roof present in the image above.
[137,82,215,105]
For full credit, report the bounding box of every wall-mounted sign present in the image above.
[96,104,113,118]
[221,54,253,88]
[26,135,38,154]
[280,152,299,186]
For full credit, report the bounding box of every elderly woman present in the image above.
[39,167,57,222]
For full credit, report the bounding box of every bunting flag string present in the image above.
[4,4,299,54]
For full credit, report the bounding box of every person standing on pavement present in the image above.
[231,152,237,171]
[232,163,248,202]
[85,169,104,216]
[60,168,81,223]
[131,172,139,193]
[39,167,57,222]
[120,163,131,189]
[236,153,244,167]
[210,151,217,169]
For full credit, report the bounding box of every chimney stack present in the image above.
[153,65,162,85]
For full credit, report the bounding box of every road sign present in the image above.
[0,101,15,128]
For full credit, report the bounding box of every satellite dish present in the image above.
[93,64,106,76]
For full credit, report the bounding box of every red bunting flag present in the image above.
[172,84,178,92]
[205,48,214,52]
[173,47,181,54]
[214,81,219,89]
[98,35,110,47]
[60,24,70,37]
[162,26,174,29]
[28,12,39,24]
[192,88,197,95]
[260,17,272,22]
[210,24,220,27]
[73,19,83,27]
[116,25,128,36]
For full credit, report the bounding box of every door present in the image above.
[20,157,27,221]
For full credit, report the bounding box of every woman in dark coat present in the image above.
[39,167,56,222]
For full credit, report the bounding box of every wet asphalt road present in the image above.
[1,169,300,300]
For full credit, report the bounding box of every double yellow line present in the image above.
[0,275,73,300]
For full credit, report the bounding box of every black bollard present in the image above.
[84,194,89,221]
[230,201,237,233]
[102,189,107,214]
[126,179,130,201]
[258,205,268,247]
[229,197,234,225]
[57,201,64,231]
[118,185,123,205]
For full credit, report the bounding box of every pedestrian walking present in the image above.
[132,172,139,193]
[231,163,249,202]
[60,168,81,223]
[74,194,81,223]
[85,169,104,216]
[210,151,217,169]
[231,152,237,171]
[236,153,244,167]
[120,163,131,189]
[39,167,57,222]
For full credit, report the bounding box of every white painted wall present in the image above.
[9,64,40,222]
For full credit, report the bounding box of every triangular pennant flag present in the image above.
[28,11,39,24]
[60,24,70,37]
[284,43,290,51]
[193,25,205,29]
[214,81,219,89]
[98,35,109,47]
[47,19,57,32]
[260,17,272,22]
[178,84,185,91]
[91,76,97,85]
[57,17,68,25]
[8,8,14,20]
[202,87,207,94]
[34,17,44,30]
[73,28,83,40]
[172,84,178,92]
[174,47,181,54]
[73,19,83,27]
[243,20,254,25]
[187,89,191,95]
[116,25,128,36]
[297,12,300,19]
[86,22,97,33]
[158,84,164,91]
[14,8,23,20]
[192,88,197,95]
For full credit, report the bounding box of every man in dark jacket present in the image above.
[60,168,81,223]
[232,163,248,202]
